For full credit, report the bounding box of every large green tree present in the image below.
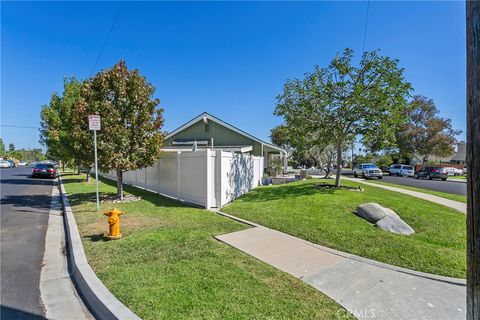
[395,95,461,163]
[0,138,5,156]
[13,148,45,162]
[270,125,293,161]
[40,78,83,174]
[275,49,411,186]
[75,61,165,199]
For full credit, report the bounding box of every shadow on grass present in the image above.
[62,178,88,184]
[84,233,106,242]
[240,181,337,202]
[60,173,80,177]
[65,176,192,209]
[66,192,99,206]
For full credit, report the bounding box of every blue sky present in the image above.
[1,1,466,151]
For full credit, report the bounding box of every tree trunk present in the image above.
[116,169,124,200]
[85,167,91,182]
[334,144,342,187]
[77,166,81,175]
[62,161,65,173]
[323,166,331,179]
[466,2,480,319]
[323,156,333,179]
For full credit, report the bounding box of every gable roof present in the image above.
[165,112,285,153]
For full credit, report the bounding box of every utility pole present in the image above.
[466,2,480,319]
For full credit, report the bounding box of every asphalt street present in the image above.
[1,166,55,319]
[366,175,466,196]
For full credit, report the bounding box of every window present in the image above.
[204,124,209,133]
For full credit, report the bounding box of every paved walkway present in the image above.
[342,176,466,214]
[216,223,465,320]
[40,185,93,320]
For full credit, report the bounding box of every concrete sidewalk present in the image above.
[216,225,465,320]
[40,184,93,320]
[342,176,466,214]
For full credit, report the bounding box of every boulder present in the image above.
[382,207,400,220]
[355,203,414,235]
[356,203,387,223]
[375,215,415,235]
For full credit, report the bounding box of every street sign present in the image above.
[88,115,101,131]
[88,115,101,210]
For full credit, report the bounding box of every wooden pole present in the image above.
[466,1,480,319]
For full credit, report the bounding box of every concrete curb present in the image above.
[447,178,467,184]
[215,210,466,287]
[58,175,141,320]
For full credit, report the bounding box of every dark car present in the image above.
[32,163,57,178]
[414,167,448,181]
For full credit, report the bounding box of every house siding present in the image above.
[165,119,265,155]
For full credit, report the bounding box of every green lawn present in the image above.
[367,179,467,203]
[449,176,467,181]
[222,179,466,279]
[62,174,351,320]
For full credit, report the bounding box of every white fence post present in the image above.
[205,149,212,209]
[177,152,181,200]
[215,150,223,208]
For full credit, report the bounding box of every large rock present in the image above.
[356,203,388,223]
[356,203,414,235]
[375,215,415,235]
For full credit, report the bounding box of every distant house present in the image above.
[163,112,287,171]
[450,142,466,164]
[411,142,466,165]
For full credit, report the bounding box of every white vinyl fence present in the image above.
[101,150,264,208]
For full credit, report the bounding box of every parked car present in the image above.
[32,163,57,178]
[463,165,467,174]
[444,167,463,176]
[18,161,27,166]
[388,164,415,177]
[0,160,10,168]
[414,167,448,181]
[353,163,383,179]
[7,160,16,167]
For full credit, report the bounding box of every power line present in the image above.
[89,1,125,77]
[1,124,39,129]
[362,0,370,53]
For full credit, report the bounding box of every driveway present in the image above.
[0,166,54,319]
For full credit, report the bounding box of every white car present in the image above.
[0,160,11,168]
[388,164,415,177]
[353,163,383,179]
[444,167,463,176]
[18,161,27,166]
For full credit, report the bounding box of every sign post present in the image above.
[88,115,101,211]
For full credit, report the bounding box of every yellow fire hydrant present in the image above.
[103,208,123,240]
